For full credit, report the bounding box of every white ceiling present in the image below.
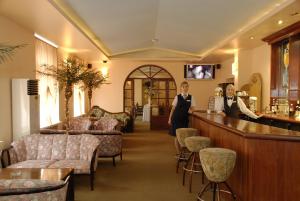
[0,0,299,62]
[61,0,286,56]
[0,0,106,63]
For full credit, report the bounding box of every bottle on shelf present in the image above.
[271,98,276,114]
[289,103,294,117]
[295,100,300,117]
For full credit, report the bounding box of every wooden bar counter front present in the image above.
[191,112,300,201]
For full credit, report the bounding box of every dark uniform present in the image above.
[223,96,244,119]
[170,94,192,136]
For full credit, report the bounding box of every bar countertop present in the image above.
[261,113,300,123]
[192,112,300,141]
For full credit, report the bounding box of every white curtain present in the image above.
[35,39,59,128]
[73,84,85,117]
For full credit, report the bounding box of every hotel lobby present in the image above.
[1,0,300,200]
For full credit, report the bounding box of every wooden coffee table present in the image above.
[0,168,74,201]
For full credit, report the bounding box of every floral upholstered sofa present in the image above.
[40,117,123,166]
[87,105,133,132]
[0,178,68,201]
[1,134,99,190]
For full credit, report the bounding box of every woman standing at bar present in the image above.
[168,81,196,136]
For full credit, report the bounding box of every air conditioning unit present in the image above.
[12,79,40,140]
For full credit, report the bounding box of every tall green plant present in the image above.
[38,58,89,129]
[0,44,26,64]
[82,70,108,110]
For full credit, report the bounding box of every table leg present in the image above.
[67,171,74,201]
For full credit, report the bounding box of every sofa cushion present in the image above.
[97,135,122,157]
[11,140,26,162]
[7,160,56,168]
[87,106,104,118]
[49,160,90,174]
[0,179,67,201]
[51,135,68,160]
[23,134,39,160]
[69,118,91,130]
[80,135,100,161]
[94,117,118,131]
[103,113,130,127]
[0,179,64,191]
[37,135,54,160]
[65,135,82,160]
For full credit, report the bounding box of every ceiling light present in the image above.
[250,36,254,40]
[278,20,283,25]
[151,38,159,43]
[34,33,58,48]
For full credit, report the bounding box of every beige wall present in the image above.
[92,60,233,112]
[0,16,36,147]
[238,44,271,110]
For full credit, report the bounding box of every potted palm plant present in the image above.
[38,58,89,129]
[82,69,108,111]
[0,44,26,64]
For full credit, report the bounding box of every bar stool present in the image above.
[183,136,211,192]
[175,128,198,173]
[197,148,237,201]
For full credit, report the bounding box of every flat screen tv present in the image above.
[184,64,215,80]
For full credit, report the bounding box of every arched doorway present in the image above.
[123,65,177,130]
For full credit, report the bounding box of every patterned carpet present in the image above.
[75,124,211,201]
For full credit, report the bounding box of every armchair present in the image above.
[0,177,69,201]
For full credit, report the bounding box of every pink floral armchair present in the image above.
[1,134,99,190]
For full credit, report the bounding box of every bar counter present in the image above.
[191,112,300,201]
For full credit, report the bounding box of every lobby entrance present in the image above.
[123,65,177,130]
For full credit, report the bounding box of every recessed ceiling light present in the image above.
[151,38,159,43]
[278,20,283,25]
[250,36,254,40]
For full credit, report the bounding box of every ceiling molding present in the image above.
[111,47,201,58]
[48,0,111,57]
[109,47,202,61]
[200,0,295,60]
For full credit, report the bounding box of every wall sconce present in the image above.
[101,60,109,77]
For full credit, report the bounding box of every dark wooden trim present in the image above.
[1,146,13,168]
[90,148,98,191]
[262,21,300,44]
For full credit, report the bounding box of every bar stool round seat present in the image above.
[185,136,211,153]
[200,148,236,182]
[197,147,237,201]
[175,128,198,173]
[176,128,198,147]
[183,136,211,192]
